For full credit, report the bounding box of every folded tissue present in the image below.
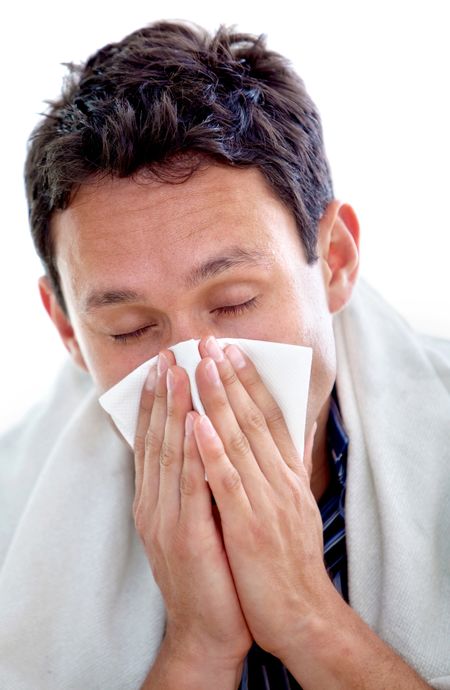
[99,338,312,457]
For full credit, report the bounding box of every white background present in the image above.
[0,0,448,433]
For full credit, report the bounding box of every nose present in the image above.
[164,313,220,349]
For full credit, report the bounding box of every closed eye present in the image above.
[112,298,259,343]
[212,297,258,316]
[111,325,154,343]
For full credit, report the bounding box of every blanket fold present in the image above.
[335,280,450,684]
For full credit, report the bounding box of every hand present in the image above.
[133,349,252,673]
[192,336,342,660]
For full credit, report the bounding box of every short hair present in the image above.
[25,20,334,310]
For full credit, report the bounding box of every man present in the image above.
[0,20,449,690]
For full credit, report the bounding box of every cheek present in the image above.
[309,324,336,389]
[69,321,141,393]
[303,313,336,427]
[275,275,336,408]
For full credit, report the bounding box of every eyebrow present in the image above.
[83,247,270,312]
[184,246,269,288]
[84,289,141,311]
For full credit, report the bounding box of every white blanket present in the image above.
[0,278,449,689]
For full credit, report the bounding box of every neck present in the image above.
[310,396,332,502]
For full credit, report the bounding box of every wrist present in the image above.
[276,605,361,690]
[279,605,431,690]
[277,591,357,681]
[143,636,244,690]
[268,579,345,663]
[161,629,246,686]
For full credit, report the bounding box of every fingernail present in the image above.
[185,412,194,436]
[206,359,221,386]
[205,336,224,362]
[167,368,175,393]
[157,352,168,377]
[145,366,157,392]
[199,415,217,438]
[226,344,246,370]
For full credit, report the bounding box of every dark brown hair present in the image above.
[25,20,333,310]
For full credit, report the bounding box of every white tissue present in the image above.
[99,338,312,457]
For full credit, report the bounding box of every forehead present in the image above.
[52,164,303,300]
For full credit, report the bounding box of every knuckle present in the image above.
[165,400,176,419]
[285,452,301,471]
[242,407,267,434]
[134,434,146,458]
[222,466,242,494]
[211,394,230,414]
[265,403,285,427]
[153,388,166,402]
[145,428,161,455]
[179,472,196,496]
[159,440,176,467]
[221,368,239,388]
[228,430,251,457]
[245,372,261,394]
[205,440,224,462]
[139,392,154,415]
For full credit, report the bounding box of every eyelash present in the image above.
[214,297,258,317]
[112,298,258,343]
[112,325,153,343]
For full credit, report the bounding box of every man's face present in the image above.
[50,164,355,424]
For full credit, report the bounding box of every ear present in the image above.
[38,276,88,372]
[317,200,360,314]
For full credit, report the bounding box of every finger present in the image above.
[139,350,175,513]
[158,364,192,517]
[224,343,302,472]
[179,412,214,524]
[134,364,157,508]
[198,336,290,488]
[193,414,252,526]
[195,356,266,504]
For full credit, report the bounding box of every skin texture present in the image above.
[40,164,431,687]
[41,164,360,499]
